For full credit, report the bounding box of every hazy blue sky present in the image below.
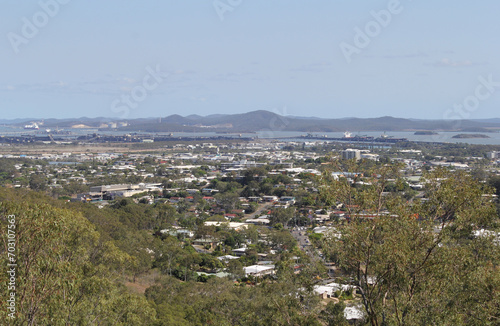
[1,0,500,120]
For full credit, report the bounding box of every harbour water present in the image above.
[1,126,499,145]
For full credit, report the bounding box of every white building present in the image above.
[342,149,361,161]
[486,151,500,159]
[243,265,275,277]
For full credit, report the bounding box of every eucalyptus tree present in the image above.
[322,161,500,326]
[0,189,156,325]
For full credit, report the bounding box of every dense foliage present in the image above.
[322,164,500,325]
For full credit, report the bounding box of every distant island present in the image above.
[452,134,490,139]
[414,131,438,135]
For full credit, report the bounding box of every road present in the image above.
[245,202,273,219]
[290,227,312,252]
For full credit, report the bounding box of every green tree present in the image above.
[28,173,48,191]
[153,203,178,229]
[215,192,240,213]
[322,163,500,326]
[319,301,349,326]
[154,236,183,277]
[270,207,296,227]
[269,229,297,251]
[488,175,500,197]
[226,259,244,279]
[0,189,156,325]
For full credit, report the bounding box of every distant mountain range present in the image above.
[4,110,500,133]
[121,111,500,132]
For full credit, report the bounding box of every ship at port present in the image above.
[300,131,407,143]
[24,123,39,130]
[374,132,407,143]
[342,131,374,141]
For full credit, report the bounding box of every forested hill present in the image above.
[0,188,326,325]
[89,111,500,132]
[10,110,500,132]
